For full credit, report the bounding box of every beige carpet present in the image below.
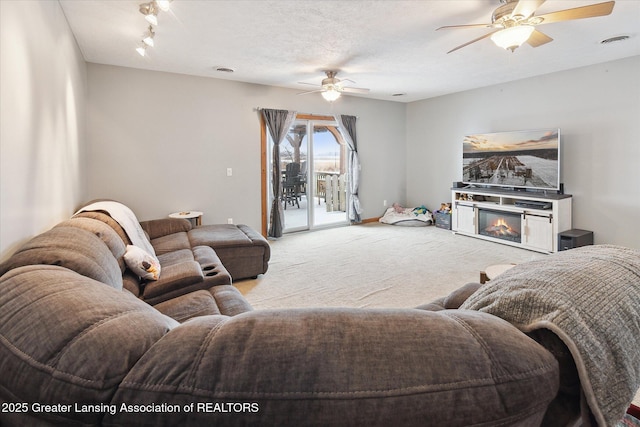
[236,222,640,406]
[236,222,545,309]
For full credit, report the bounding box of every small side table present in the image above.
[169,211,203,227]
[480,263,516,284]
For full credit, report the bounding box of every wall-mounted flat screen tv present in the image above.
[462,128,560,191]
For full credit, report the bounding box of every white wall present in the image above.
[85,64,406,231]
[2,1,636,259]
[0,1,87,261]
[406,56,640,249]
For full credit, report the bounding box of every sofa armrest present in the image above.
[108,309,559,426]
[416,282,483,312]
[142,261,203,302]
[140,218,192,240]
[152,290,221,323]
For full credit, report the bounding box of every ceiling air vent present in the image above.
[600,35,630,45]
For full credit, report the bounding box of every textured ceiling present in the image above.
[59,0,640,103]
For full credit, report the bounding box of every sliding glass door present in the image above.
[269,118,349,233]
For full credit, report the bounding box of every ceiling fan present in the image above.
[298,71,370,101]
[437,0,615,53]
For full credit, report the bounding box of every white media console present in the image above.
[451,187,572,253]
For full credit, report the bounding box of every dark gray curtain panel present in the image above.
[262,109,297,237]
[335,114,362,223]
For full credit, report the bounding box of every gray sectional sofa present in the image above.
[0,201,638,426]
[0,200,270,322]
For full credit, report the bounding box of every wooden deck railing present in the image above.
[315,172,346,212]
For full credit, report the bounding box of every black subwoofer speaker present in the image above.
[557,229,593,251]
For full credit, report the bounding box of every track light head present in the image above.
[142,25,155,47]
[156,0,172,11]
[139,2,159,26]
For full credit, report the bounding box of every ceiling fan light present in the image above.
[491,25,535,52]
[321,87,341,102]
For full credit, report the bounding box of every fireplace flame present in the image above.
[485,218,519,237]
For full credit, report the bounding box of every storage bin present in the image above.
[434,212,451,230]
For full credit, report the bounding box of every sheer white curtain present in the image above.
[335,114,362,223]
[262,109,297,237]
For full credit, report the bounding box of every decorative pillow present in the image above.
[124,245,161,281]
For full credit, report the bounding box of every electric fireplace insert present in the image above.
[478,209,522,243]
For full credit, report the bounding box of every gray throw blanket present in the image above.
[461,245,640,427]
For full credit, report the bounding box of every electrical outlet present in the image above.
[227,218,233,224]
[383,200,387,207]
[226,168,233,177]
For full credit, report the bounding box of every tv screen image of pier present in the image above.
[462,129,559,190]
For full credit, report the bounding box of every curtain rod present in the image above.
[254,108,329,115]
[254,108,358,118]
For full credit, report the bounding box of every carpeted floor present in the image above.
[236,221,640,406]
[236,222,544,309]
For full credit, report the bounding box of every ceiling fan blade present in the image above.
[341,87,370,94]
[511,0,546,19]
[298,82,320,87]
[526,29,554,47]
[437,23,493,30]
[297,89,324,96]
[534,1,614,25]
[338,78,356,85]
[446,29,501,54]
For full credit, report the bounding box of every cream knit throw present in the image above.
[461,245,640,427]
[75,201,158,261]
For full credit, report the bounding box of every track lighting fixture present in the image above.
[135,1,173,57]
